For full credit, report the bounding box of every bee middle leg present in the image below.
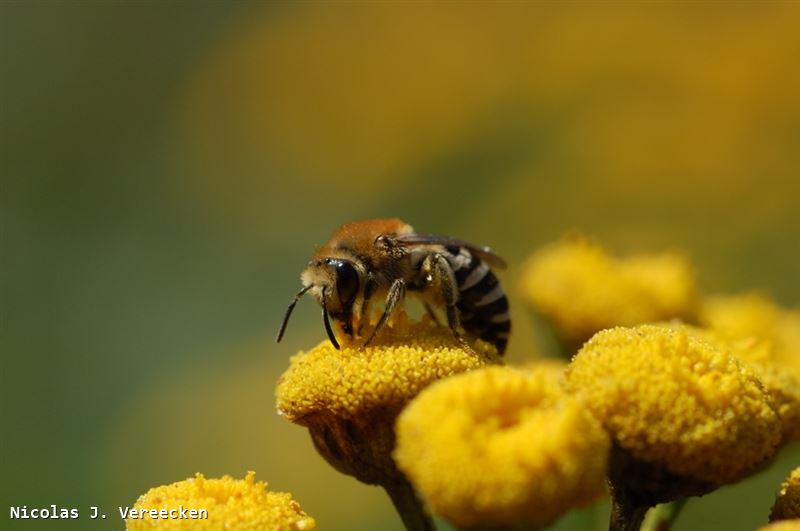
[422,302,441,326]
[423,253,474,353]
[356,276,378,337]
[363,278,406,347]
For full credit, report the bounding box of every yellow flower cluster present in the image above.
[275,314,498,501]
[701,294,800,441]
[564,324,781,485]
[270,236,797,530]
[771,466,800,522]
[276,315,498,422]
[519,236,697,346]
[394,365,609,529]
[126,472,315,531]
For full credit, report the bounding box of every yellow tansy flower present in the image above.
[125,472,315,531]
[519,236,697,349]
[565,325,781,486]
[276,314,498,529]
[701,293,800,367]
[744,360,800,443]
[701,294,800,441]
[394,365,609,529]
[760,522,800,531]
[771,467,800,522]
[277,315,499,424]
[519,357,568,381]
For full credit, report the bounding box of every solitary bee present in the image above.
[276,218,510,354]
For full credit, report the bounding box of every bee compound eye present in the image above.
[333,260,359,306]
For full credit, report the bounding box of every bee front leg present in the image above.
[363,278,405,347]
[424,253,474,353]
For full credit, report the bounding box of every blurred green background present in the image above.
[2,2,799,530]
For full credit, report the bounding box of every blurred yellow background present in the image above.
[2,3,799,530]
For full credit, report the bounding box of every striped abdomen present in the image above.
[447,247,511,355]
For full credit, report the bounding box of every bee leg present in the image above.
[356,275,378,336]
[363,278,406,347]
[321,287,340,350]
[426,254,475,354]
[423,302,441,326]
[340,311,354,338]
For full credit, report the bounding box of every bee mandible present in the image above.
[276,218,510,354]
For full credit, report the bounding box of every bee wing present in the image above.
[394,233,508,269]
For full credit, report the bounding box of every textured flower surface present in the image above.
[701,293,800,369]
[771,466,800,522]
[275,313,499,493]
[394,365,609,529]
[740,359,800,443]
[126,472,315,531]
[519,357,568,384]
[276,315,499,422]
[519,236,697,345]
[564,324,782,485]
[701,294,800,441]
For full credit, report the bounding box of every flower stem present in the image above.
[384,479,436,531]
[641,500,687,531]
[609,494,648,531]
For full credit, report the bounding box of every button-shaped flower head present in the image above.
[701,293,800,441]
[701,294,800,369]
[394,364,609,530]
[276,315,499,529]
[565,324,782,525]
[760,522,800,531]
[520,236,697,351]
[771,466,800,522]
[125,472,314,531]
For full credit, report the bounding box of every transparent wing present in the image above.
[394,233,507,269]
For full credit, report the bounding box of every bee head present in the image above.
[308,257,360,314]
[277,257,362,349]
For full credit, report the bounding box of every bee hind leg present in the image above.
[363,278,405,347]
[425,254,475,354]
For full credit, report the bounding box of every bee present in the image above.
[276,218,510,354]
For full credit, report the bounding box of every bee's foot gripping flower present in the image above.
[394,364,609,530]
[276,315,499,531]
[564,324,783,531]
[125,472,315,531]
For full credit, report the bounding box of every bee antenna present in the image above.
[321,287,341,350]
[276,285,312,343]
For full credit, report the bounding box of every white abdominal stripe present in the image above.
[448,248,510,354]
